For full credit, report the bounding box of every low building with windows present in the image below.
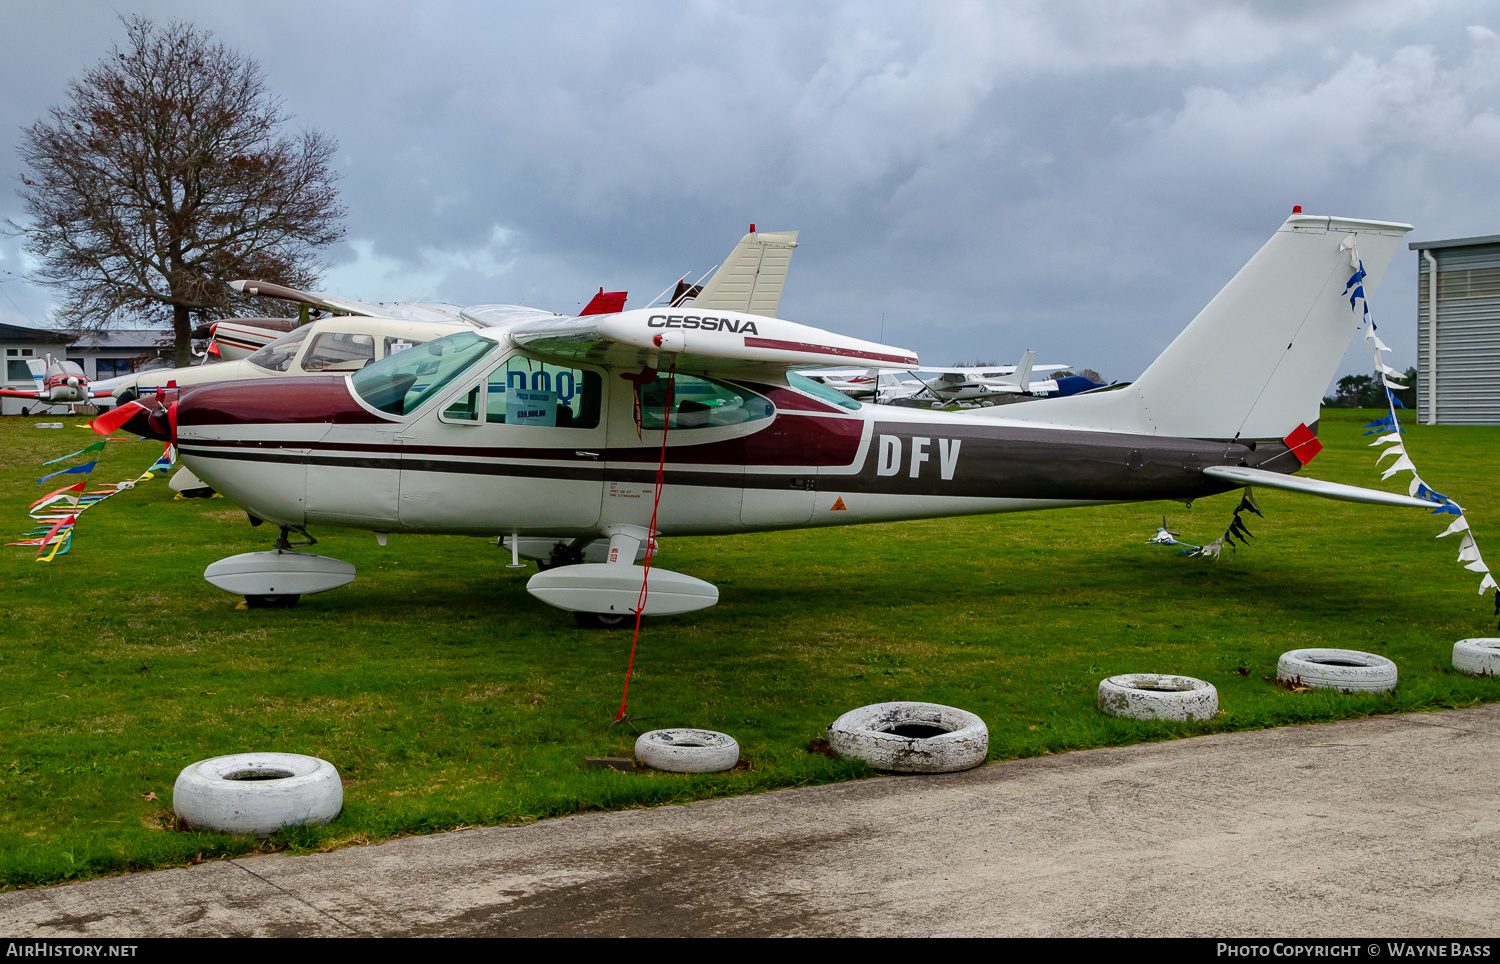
[1411,233,1500,425]
[2,324,175,415]
[65,329,174,381]
[1,322,72,415]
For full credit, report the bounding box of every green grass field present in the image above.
[1,408,1497,889]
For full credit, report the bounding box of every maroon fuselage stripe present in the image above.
[178,377,394,426]
[742,337,917,366]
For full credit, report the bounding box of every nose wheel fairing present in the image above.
[203,525,355,606]
[203,549,356,600]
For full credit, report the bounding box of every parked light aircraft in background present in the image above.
[100,213,1436,627]
[0,354,112,413]
[803,352,1082,404]
[93,227,801,407]
[194,317,296,361]
[92,313,478,404]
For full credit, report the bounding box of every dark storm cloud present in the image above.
[2,1,1497,383]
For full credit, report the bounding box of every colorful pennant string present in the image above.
[1148,490,1263,559]
[40,439,109,465]
[8,436,175,560]
[1341,234,1497,621]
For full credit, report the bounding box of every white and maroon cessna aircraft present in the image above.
[100,213,1435,625]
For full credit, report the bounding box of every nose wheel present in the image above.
[574,611,635,630]
[241,594,302,609]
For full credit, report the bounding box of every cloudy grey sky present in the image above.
[1,1,1497,385]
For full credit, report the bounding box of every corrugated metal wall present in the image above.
[1417,244,1500,425]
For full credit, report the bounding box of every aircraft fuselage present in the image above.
[170,369,1299,541]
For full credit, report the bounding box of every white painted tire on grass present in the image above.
[173,753,343,837]
[634,729,740,773]
[1454,638,1500,677]
[1277,648,1398,693]
[826,702,989,774]
[1097,674,1219,721]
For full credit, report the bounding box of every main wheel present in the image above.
[574,611,633,630]
[244,594,301,609]
[537,542,585,572]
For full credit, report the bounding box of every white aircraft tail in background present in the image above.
[688,227,799,318]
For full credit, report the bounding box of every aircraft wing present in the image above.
[914,364,1071,376]
[229,280,391,318]
[493,307,918,374]
[1201,465,1438,509]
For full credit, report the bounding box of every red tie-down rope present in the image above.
[616,361,676,722]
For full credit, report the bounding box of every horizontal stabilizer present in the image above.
[1202,465,1436,508]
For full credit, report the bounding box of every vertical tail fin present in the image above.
[691,229,799,318]
[985,214,1412,438]
[990,349,1035,392]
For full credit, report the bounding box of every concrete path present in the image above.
[5,705,1500,937]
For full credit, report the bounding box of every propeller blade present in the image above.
[91,401,146,437]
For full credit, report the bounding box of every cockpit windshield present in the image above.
[350,331,498,416]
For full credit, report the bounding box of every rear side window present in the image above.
[787,371,862,410]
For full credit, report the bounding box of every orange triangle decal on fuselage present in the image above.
[830,497,847,511]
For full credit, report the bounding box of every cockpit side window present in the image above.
[638,374,773,429]
[244,326,312,373]
[786,371,862,411]
[301,332,375,372]
[484,356,601,428]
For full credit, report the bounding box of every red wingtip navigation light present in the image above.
[1292,205,1302,213]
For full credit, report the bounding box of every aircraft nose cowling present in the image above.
[174,376,391,430]
[171,377,391,529]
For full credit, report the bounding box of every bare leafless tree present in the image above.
[11,16,344,366]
